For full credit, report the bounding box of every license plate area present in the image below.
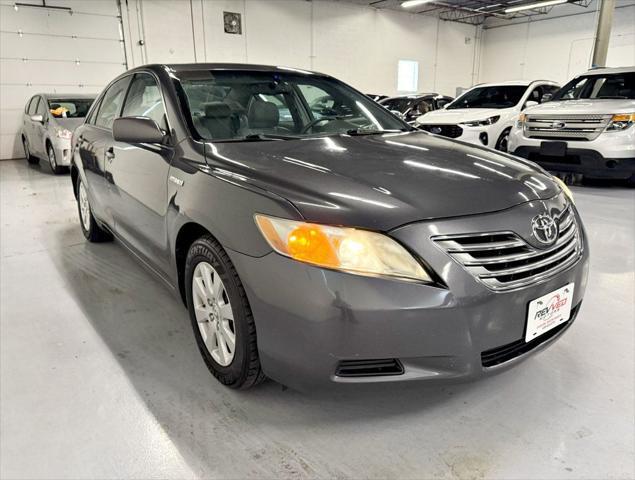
[540,141,567,157]
[525,283,575,343]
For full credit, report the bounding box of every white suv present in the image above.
[509,67,635,182]
[415,80,560,152]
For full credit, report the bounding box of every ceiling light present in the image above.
[504,0,568,14]
[401,0,434,9]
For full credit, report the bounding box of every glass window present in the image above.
[95,76,130,129]
[176,70,407,141]
[554,73,634,100]
[397,60,419,93]
[85,97,102,125]
[557,78,588,100]
[121,73,168,130]
[27,96,39,115]
[47,98,95,119]
[447,85,527,109]
[35,97,47,116]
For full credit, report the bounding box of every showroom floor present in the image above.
[1,159,633,479]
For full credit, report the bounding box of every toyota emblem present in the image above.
[531,214,558,246]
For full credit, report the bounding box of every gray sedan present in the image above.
[70,63,588,391]
[21,93,95,174]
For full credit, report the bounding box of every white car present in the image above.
[415,80,560,152]
[509,67,635,183]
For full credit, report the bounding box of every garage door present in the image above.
[0,0,127,160]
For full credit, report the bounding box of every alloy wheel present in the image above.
[192,261,236,366]
[78,180,91,232]
[48,146,57,170]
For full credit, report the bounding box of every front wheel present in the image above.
[495,128,511,152]
[47,145,65,175]
[22,137,39,165]
[76,176,112,242]
[185,235,265,389]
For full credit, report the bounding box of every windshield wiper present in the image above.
[345,128,412,136]
[214,133,300,143]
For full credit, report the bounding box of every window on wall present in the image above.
[397,60,419,93]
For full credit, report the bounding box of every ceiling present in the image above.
[337,0,593,25]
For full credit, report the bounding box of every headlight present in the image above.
[606,113,635,132]
[552,176,574,204]
[254,215,432,283]
[516,113,527,128]
[461,115,500,127]
[56,129,73,139]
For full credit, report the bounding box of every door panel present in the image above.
[76,126,112,225]
[106,142,174,276]
[32,97,48,156]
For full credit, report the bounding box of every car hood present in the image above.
[203,132,559,231]
[51,117,85,131]
[416,108,508,125]
[525,99,635,115]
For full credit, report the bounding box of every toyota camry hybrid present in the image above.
[70,64,589,390]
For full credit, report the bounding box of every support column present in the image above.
[591,0,615,68]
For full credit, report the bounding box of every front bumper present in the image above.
[228,197,589,390]
[418,123,496,148]
[509,127,635,179]
[51,137,72,166]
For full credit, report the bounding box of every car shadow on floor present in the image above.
[48,226,566,476]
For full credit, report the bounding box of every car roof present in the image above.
[38,93,97,100]
[151,63,330,77]
[581,66,635,75]
[382,93,442,101]
[473,79,558,88]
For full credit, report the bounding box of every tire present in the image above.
[76,176,112,242]
[47,144,65,175]
[22,137,39,165]
[495,128,511,152]
[185,235,265,389]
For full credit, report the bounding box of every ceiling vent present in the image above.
[223,12,242,35]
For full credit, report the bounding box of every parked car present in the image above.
[380,93,454,125]
[21,93,96,174]
[367,94,388,102]
[509,67,635,183]
[71,64,588,390]
[416,80,560,152]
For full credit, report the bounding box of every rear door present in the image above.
[105,72,174,276]
[77,75,131,226]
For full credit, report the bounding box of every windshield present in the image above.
[447,85,526,109]
[553,72,635,100]
[48,98,94,118]
[174,70,407,141]
[380,98,416,113]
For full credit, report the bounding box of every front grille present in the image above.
[524,114,611,141]
[420,124,463,138]
[335,359,404,377]
[432,206,582,291]
[481,303,581,367]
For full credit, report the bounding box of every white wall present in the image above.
[0,0,126,159]
[479,0,635,85]
[120,0,479,97]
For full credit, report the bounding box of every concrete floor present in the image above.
[0,158,633,480]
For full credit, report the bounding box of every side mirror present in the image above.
[541,93,553,103]
[113,116,165,144]
[30,114,44,123]
[524,100,539,110]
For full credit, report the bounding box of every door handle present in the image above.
[105,147,115,162]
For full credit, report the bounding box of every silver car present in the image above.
[21,94,95,174]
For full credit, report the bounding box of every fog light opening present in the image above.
[479,132,488,145]
[605,160,618,169]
